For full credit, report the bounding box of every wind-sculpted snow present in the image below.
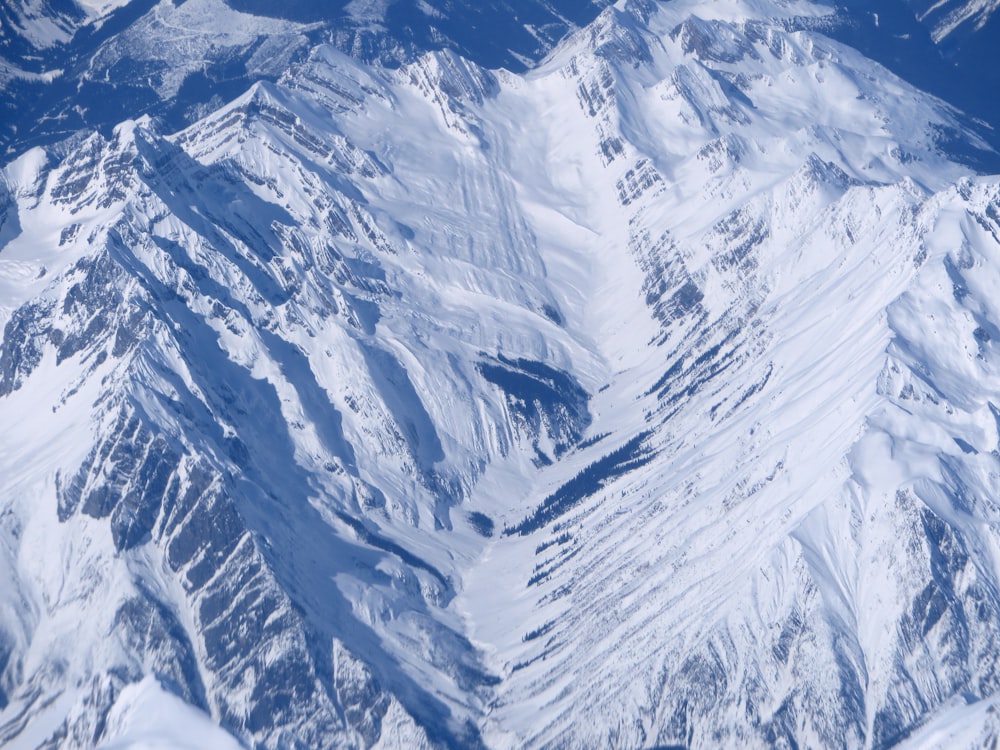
[1,0,1000,747]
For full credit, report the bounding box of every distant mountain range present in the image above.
[3,0,1000,159]
[0,0,612,156]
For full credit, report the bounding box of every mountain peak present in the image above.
[4,0,1000,747]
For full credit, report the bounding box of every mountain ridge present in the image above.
[3,0,1000,747]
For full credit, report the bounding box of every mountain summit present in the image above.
[0,0,612,157]
[2,0,1000,747]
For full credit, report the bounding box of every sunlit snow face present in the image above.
[72,0,135,16]
[2,1,1000,748]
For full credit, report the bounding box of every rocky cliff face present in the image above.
[2,0,1000,747]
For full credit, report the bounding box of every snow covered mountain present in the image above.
[5,0,1000,163]
[3,0,1000,747]
[814,0,1000,156]
[0,0,612,157]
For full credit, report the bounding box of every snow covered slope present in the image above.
[0,0,612,158]
[1,0,1000,747]
[0,0,134,52]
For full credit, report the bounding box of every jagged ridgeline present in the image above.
[0,0,614,158]
[3,0,1000,748]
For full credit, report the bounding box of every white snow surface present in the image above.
[74,0,135,17]
[0,0,999,747]
[96,676,244,750]
[83,0,314,100]
[0,0,137,49]
[895,693,1000,749]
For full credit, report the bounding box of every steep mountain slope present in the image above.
[0,0,133,55]
[0,0,612,158]
[2,0,1000,747]
[458,4,1000,746]
[5,0,1000,164]
[815,0,1000,159]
